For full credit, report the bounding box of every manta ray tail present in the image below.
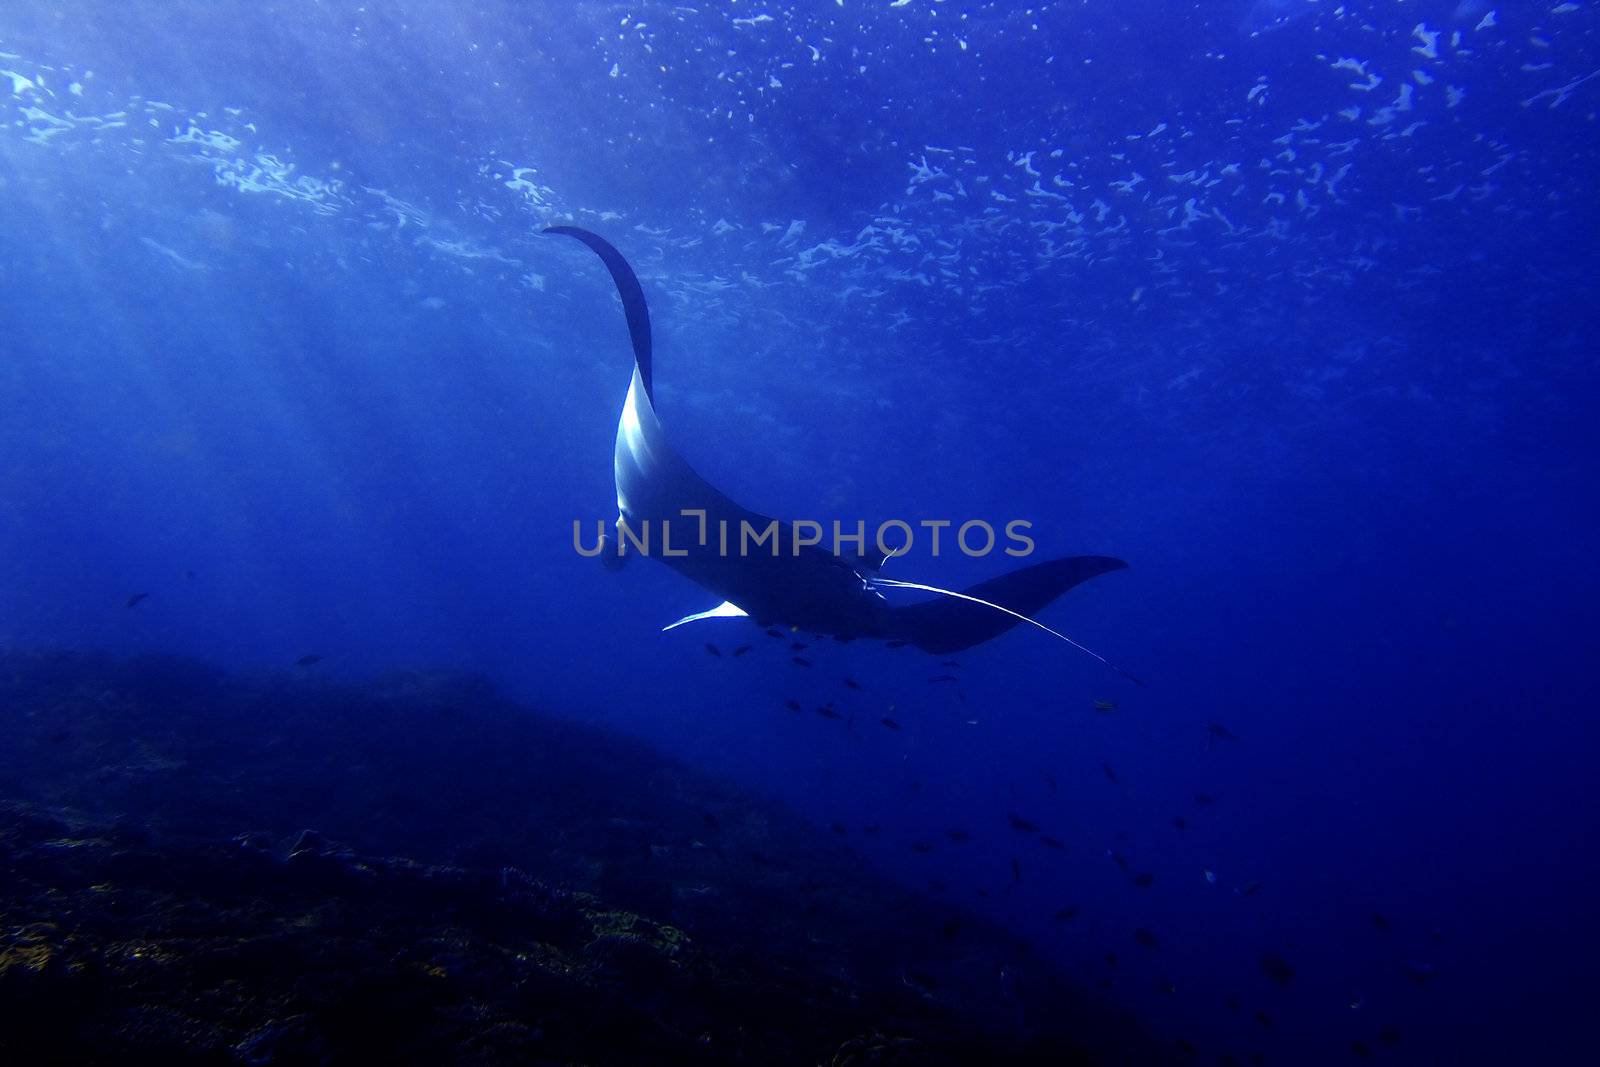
[544,225,654,400]
[879,555,1141,684]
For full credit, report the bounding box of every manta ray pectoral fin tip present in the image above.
[662,601,749,632]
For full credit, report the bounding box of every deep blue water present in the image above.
[2,1,1597,1062]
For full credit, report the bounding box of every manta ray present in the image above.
[548,226,1138,682]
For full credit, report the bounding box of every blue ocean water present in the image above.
[2,1,1596,1062]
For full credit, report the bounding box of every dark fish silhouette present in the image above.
[880,717,901,730]
[294,654,324,667]
[1011,856,1022,883]
[1131,872,1155,888]
[792,656,812,667]
[911,841,934,854]
[731,644,751,656]
[1238,879,1262,897]
[1371,911,1390,931]
[1172,815,1187,830]
[1134,928,1159,949]
[830,822,848,836]
[126,592,150,608]
[929,674,960,684]
[704,643,721,657]
[815,705,842,720]
[1110,849,1129,871]
[842,677,862,690]
[790,641,808,651]
[1053,905,1079,922]
[1259,952,1295,986]
[783,699,802,712]
[939,659,961,668]
[702,812,720,830]
[1040,835,1066,850]
[1205,722,1238,749]
[1379,1026,1402,1047]
[1007,813,1040,833]
[1101,761,1119,784]
[1043,773,1058,792]
[547,227,1138,674]
[862,824,881,836]
[946,829,971,842]
[1194,792,1216,806]
[1254,1011,1273,1031]
[765,628,784,638]
[1352,1043,1373,1059]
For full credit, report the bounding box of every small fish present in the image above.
[1254,1011,1273,1031]
[1011,856,1022,883]
[1194,792,1216,806]
[1007,813,1040,833]
[1101,762,1119,785]
[1237,879,1262,897]
[294,654,324,667]
[765,628,785,638]
[910,840,934,854]
[1403,960,1436,985]
[928,674,959,684]
[1134,928,1159,949]
[704,643,722,657]
[1053,905,1079,922]
[783,699,802,712]
[880,717,901,730]
[792,656,812,667]
[815,705,842,720]
[1043,773,1058,792]
[830,822,848,836]
[939,659,961,668]
[1371,911,1390,931]
[1093,699,1118,712]
[1104,952,1118,969]
[702,812,720,830]
[1175,1037,1195,1056]
[842,677,862,690]
[1172,815,1187,830]
[940,916,963,940]
[1205,722,1239,749]
[946,829,971,842]
[1109,849,1129,871]
[731,644,751,657]
[862,824,881,836]
[1259,951,1295,987]
[790,641,808,651]
[1378,1026,1402,1048]
[126,592,150,608]
[1351,1043,1373,1059]
[1131,872,1155,888]
[1040,835,1066,850]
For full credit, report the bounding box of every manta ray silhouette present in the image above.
[547,226,1139,683]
